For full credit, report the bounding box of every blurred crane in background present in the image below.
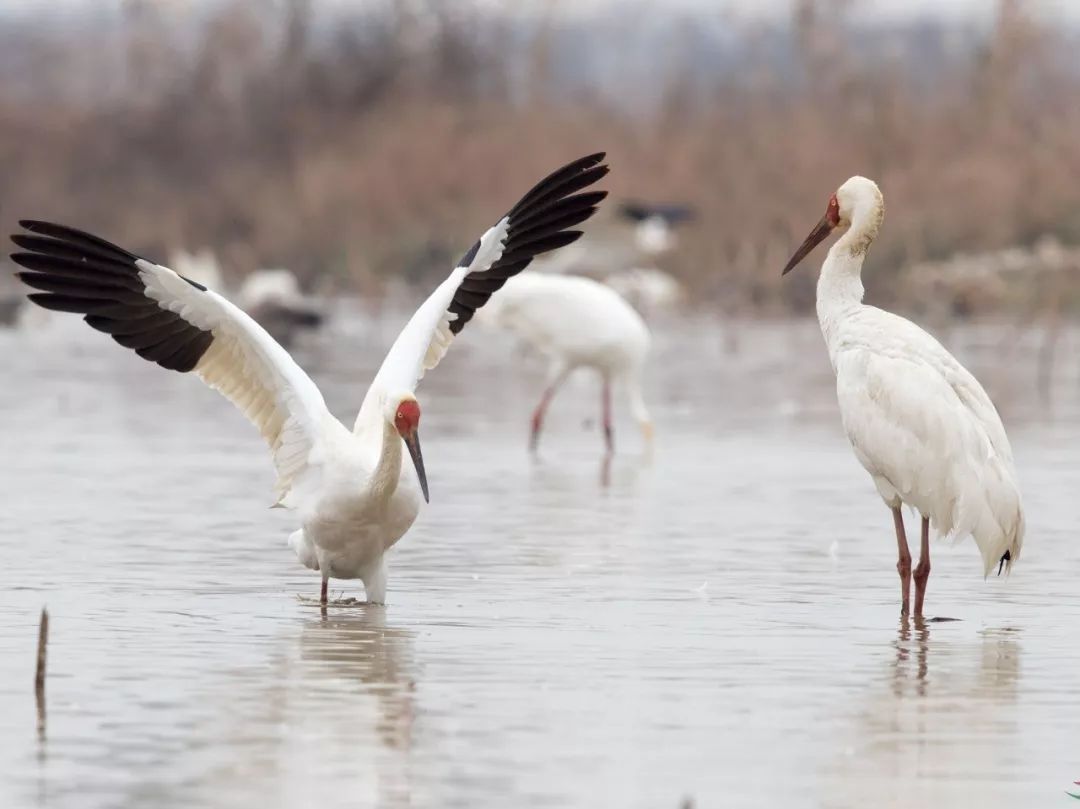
[477,271,652,455]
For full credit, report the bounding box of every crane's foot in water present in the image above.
[295,594,373,608]
[900,614,962,629]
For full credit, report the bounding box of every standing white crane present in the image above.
[477,272,652,453]
[10,152,609,606]
[781,176,1025,618]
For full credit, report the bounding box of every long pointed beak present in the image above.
[782,215,835,276]
[402,429,429,503]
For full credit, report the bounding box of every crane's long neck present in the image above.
[816,199,883,354]
[816,245,865,330]
[369,419,403,501]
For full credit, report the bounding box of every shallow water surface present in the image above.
[1,313,1078,808]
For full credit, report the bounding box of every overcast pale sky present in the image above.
[3,0,1079,23]
[530,0,1076,23]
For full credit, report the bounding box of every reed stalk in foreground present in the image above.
[35,608,48,737]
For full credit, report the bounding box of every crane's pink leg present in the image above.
[602,376,614,454]
[530,389,556,452]
[913,516,931,617]
[892,507,912,616]
[530,368,569,452]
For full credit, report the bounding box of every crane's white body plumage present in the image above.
[814,177,1024,576]
[140,241,491,601]
[485,272,648,371]
[13,153,610,603]
[285,218,514,596]
[478,271,653,445]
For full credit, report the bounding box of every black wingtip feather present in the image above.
[17,220,137,263]
[11,220,215,373]
[511,208,598,244]
[511,190,608,231]
[997,549,1012,576]
[510,164,610,220]
[509,153,606,216]
[497,231,582,266]
[448,152,608,335]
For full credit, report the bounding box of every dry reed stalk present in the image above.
[35,607,48,737]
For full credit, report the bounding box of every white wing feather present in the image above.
[137,259,335,501]
[347,151,609,436]
[353,217,509,433]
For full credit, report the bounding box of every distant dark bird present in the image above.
[617,202,696,225]
[617,201,696,255]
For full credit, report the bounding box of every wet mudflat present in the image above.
[1,311,1078,808]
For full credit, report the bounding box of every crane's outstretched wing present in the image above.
[354,152,609,431]
[10,221,333,501]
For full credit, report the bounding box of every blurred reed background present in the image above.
[1,0,1078,316]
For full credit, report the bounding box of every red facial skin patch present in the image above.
[826,194,841,227]
[395,400,421,435]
